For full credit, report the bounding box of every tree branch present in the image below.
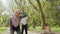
[28,0,38,11]
[14,0,20,6]
[36,0,41,9]
[14,0,23,10]
[42,0,47,8]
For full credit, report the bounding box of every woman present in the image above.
[10,9,21,34]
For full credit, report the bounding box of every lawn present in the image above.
[0,27,6,34]
[0,26,60,34]
[29,26,60,32]
[51,27,60,32]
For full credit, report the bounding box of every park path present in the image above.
[2,27,60,34]
[2,28,40,34]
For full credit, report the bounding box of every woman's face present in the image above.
[15,11,20,17]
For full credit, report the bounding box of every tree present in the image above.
[0,1,5,15]
[28,0,46,30]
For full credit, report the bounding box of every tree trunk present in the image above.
[36,0,45,30]
[31,17,35,28]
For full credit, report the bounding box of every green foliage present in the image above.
[41,0,60,27]
[0,0,60,28]
[0,14,9,27]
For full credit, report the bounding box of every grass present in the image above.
[29,26,60,32]
[51,27,60,32]
[29,26,41,31]
[0,26,6,34]
[0,26,60,34]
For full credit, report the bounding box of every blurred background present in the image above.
[0,0,60,34]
